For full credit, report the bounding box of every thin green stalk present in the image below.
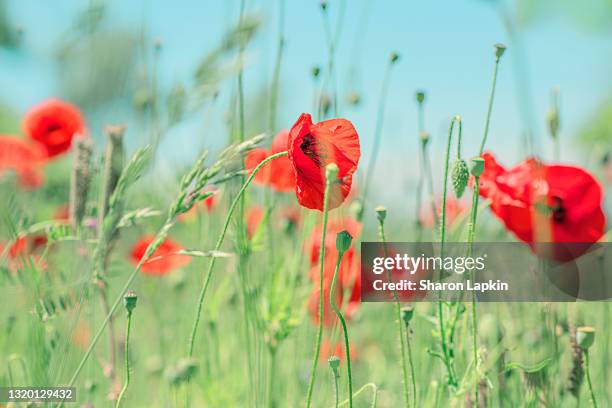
[267,348,277,408]
[305,164,338,408]
[405,323,417,407]
[187,151,288,357]
[330,362,340,408]
[584,351,599,408]
[467,44,505,403]
[115,310,133,408]
[377,215,411,407]
[359,57,397,219]
[329,250,353,408]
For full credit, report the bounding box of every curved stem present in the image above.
[359,61,394,219]
[585,351,599,408]
[335,382,378,408]
[115,311,133,408]
[305,170,335,408]
[378,220,411,407]
[330,251,353,408]
[187,151,288,357]
[479,56,501,155]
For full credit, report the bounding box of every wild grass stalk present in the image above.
[375,206,412,407]
[305,163,338,408]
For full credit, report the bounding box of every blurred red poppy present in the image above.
[307,217,361,265]
[0,135,47,189]
[419,196,467,228]
[130,235,191,276]
[1,234,48,272]
[288,113,360,210]
[201,185,218,212]
[54,204,70,221]
[244,130,296,192]
[478,152,606,260]
[319,338,359,362]
[23,98,86,158]
[247,206,264,240]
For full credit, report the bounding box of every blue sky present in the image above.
[1,0,611,205]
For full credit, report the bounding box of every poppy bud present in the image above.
[320,1,327,11]
[153,38,163,51]
[451,159,469,198]
[375,205,387,223]
[547,108,560,139]
[336,230,353,254]
[401,306,414,325]
[346,91,361,106]
[576,326,595,350]
[311,66,321,79]
[420,131,430,146]
[494,43,506,59]
[416,91,426,104]
[469,157,485,177]
[123,290,138,314]
[390,52,400,64]
[325,162,339,181]
[328,355,340,372]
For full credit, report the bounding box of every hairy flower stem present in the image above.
[436,117,463,388]
[330,250,354,408]
[305,164,337,408]
[359,59,396,220]
[332,366,340,408]
[115,310,133,408]
[187,151,288,357]
[584,351,599,408]
[378,218,412,407]
[466,45,504,403]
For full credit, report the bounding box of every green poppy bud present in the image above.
[401,306,414,325]
[420,131,430,146]
[451,159,469,198]
[469,157,485,177]
[416,91,426,104]
[375,206,387,223]
[328,355,340,371]
[336,230,353,254]
[326,162,339,180]
[576,326,595,350]
[494,43,507,59]
[390,52,400,64]
[311,66,321,79]
[123,290,138,314]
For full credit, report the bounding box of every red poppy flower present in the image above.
[54,204,70,221]
[1,234,48,272]
[288,113,360,211]
[247,206,264,240]
[130,235,191,276]
[478,152,606,260]
[244,130,296,192]
[202,185,218,212]
[307,217,362,265]
[23,98,86,158]
[0,135,47,189]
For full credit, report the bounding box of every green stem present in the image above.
[305,167,335,408]
[405,324,417,407]
[359,61,394,219]
[329,251,353,408]
[115,310,133,408]
[332,367,339,408]
[187,151,288,357]
[378,220,411,407]
[479,55,501,155]
[585,351,599,408]
[267,348,277,408]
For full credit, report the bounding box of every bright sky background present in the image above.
[2,0,611,208]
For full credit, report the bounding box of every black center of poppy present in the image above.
[551,196,566,223]
[300,133,322,166]
[46,123,62,133]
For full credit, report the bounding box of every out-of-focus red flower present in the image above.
[320,338,359,362]
[419,197,467,228]
[244,130,296,192]
[307,217,362,265]
[201,185,218,212]
[247,206,264,240]
[1,234,48,272]
[54,204,70,221]
[478,152,606,261]
[308,244,361,327]
[130,235,191,276]
[287,113,360,211]
[0,135,47,189]
[23,98,86,158]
